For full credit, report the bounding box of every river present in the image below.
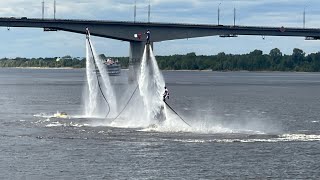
[0,68,319,179]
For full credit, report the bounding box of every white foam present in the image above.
[68,122,80,127]
[45,122,63,127]
[279,134,320,141]
[139,115,235,134]
[170,134,320,144]
[33,113,53,118]
[33,118,51,124]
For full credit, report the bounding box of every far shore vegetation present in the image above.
[1,48,320,71]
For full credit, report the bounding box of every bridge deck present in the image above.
[0,17,319,42]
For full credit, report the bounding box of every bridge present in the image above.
[1,17,320,80]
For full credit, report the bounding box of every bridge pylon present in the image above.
[128,41,144,82]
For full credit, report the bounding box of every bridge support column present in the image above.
[128,41,145,82]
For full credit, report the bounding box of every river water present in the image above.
[0,68,319,179]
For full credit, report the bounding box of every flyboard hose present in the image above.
[110,85,139,122]
[86,30,111,118]
[164,101,192,127]
[111,85,191,127]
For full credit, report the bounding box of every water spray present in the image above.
[84,33,192,127]
[164,102,191,127]
[86,28,111,118]
[144,44,192,127]
[110,85,139,122]
[138,44,165,122]
[84,39,99,116]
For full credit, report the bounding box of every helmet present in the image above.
[164,86,167,89]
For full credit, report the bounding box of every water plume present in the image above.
[83,40,99,117]
[88,38,118,116]
[82,36,117,118]
[138,45,166,124]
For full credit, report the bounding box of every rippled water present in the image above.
[0,68,320,179]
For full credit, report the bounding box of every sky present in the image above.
[0,0,319,58]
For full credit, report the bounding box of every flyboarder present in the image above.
[145,29,150,44]
[85,27,90,39]
[163,86,169,102]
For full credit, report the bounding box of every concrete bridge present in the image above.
[1,17,320,80]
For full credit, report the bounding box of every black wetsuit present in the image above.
[146,30,150,44]
[163,88,169,102]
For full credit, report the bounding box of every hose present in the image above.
[164,101,191,127]
[110,85,139,122]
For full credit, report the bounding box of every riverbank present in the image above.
[10,67,77,69]
[1,67,319,73]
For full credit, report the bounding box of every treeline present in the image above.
[156,48,320,72]
[1,48,320,71]
[0,56,86,68]
[0,55,129,69]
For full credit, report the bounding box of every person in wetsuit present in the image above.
[145,29,150,44]
[163,86,169,102]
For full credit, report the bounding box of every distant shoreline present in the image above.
[12,67,76,70]
[3,67,212,71]
[0,67,318,73]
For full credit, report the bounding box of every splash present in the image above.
[112,45,189,129]
[82,35,117,118]
[137,46,196,129]
[138,45,166,124]
[88,38,118,116]
[83,40,99,117]
[81,42,275,135]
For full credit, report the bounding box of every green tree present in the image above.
[292,48,305,65]
[269,48,282,68]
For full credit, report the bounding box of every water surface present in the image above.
[0,68,319,179]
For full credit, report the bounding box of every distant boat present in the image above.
[104,58,121,76]
[94,58,121,76]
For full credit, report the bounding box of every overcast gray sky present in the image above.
[0,0,319,58]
